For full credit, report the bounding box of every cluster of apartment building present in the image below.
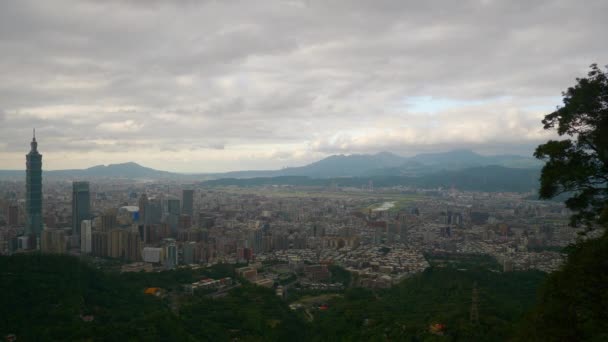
[0,176,583,289]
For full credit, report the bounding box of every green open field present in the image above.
[218,186,426,203]
[364,197,423,213]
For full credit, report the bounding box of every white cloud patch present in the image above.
[97,120,143,133]
[0,0,606,171]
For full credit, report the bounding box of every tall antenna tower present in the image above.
[470,282,480,325]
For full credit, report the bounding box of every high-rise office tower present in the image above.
[247,228,263,254]
[25,129,43,237]
[72,181,91,236]
[166,198,180,232]
[183,241,196,264]
[165,240,177,269]
[145,198,162,225]
[80,220,92,254]
[182,190,194,217]
[138,194,149,223]
[7,205,18,226]
[167,198,180,216]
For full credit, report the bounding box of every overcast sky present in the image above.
[1,0,607,172]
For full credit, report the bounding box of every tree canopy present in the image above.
[535,63,608,228]
[1,253,545,341]
[516,231,608,341]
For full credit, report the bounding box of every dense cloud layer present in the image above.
[1,0,607,172]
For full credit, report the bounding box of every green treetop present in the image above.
[535,63,608,228]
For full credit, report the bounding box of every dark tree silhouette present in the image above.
[535,64,608,228]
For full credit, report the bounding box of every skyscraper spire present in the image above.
[30,128,38,152]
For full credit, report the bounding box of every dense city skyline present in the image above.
[1,1,607,172]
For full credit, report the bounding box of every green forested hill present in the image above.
[516,232,608,341]
[0,254,309,341]
[0,254,194,341]
[310,268,545,341]
[0,254,545,341]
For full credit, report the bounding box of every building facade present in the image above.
[72,181,91,236]
[182,189,194,217]
[25,130,43,237]
[7,205,18,226]
[40,229,66,254]
[81,220,92,254]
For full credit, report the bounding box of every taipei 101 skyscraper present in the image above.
[26,129,43,237]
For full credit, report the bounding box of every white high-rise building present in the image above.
[142,247,163,263]
[165,240,177,269]
[80,220,92,254]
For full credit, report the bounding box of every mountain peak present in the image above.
[108,161,145,168]
[447,149,481,155]
[375,151,402,158]
[80,162,171,178]
[86,161,144,170]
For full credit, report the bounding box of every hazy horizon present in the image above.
[0,148,537,173]
[1,1,607,172]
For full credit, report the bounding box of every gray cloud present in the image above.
[0,0,607,171]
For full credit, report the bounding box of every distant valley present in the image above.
[0,149,543,192]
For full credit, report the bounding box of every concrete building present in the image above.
[109,229,128,259]
[247,228,263,254]
[166,198,180,232]
[72,181,90,236]
[304,264,330,282]
[178,214,192,230]
[92,231,108,257]
[182,189,194,217]
[17,235,30,250]
[138,194,149,224]
[144,198,162,225]
[167,199,180,216]
[117,206,138,226]
[40,229,66,254]
[7,205,18,226]
[126,231,142,262]
[100,211,117,232]
[142,247,163,263]
[165,239,177,269]
[236,266,258,281]
[183,241,196,264]
[80,220,92,254]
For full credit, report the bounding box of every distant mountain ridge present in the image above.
[0,149,542,182]
[0,161,175,180]
[280,151,408,177]
[202,165,541,192]
[82,162,173,178]
[210,149,541,179]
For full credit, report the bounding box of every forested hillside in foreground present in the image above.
[516,231,608,341]
[0,254,547,341]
